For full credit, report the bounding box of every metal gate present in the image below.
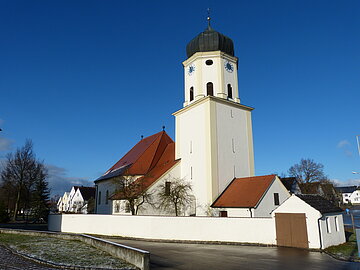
[275,213,309,249]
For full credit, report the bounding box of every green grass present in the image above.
[325,230,359,260]
[0,233,137,269]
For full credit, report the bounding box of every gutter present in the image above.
[317,217,323,250]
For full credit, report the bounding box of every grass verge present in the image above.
[325,229,359,261]
[0,233,137,269]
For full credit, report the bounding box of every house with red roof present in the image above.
[211,175,290,217]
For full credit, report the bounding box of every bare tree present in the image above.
[113,174,153,215]
[288,158,328,183]
[0,140,49,221]
[157,177,192,216]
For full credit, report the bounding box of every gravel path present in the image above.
[0,245,59,270]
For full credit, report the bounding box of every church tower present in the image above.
[173,20,255,215]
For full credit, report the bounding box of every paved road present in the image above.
[0,246,58,270]
[104,238,360,270]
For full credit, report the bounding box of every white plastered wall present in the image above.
[48,214,276,245]
[183,51,239,106]
[96,179,116,214]
[254,176,290,217]
[112,162,182,216]
[318,213,346,248]
[174,97,254,216]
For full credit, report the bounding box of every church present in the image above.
[94,21,290,217]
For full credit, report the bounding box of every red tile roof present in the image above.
[97,131,179,198]
[211,175,276,208]
[111,142,179,199]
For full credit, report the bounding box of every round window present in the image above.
[205,60,213,66]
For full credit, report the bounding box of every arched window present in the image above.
[227,84,233,99]
[190,87,194,101]
[207,82,213,96]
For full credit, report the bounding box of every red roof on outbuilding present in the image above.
[211,175,276,208]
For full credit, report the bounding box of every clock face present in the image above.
[224,61,234,73]
[188,64,195,75]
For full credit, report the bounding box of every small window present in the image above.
[326,217,331,233]
[190,141,192,154]
[230,109,234,118]
[205,59,213,65]
[232,138,235,153]
[335,216,339,232]
[98,191,101,205]
[227,84,233,99]
[206,82,213,96]
[106,190,109,205]
[114,202,120,213]
[190,166,193,180]
[190,87,194,101]
[274,193,280,206]
[233,165,236,178]
[125,202,130,213]
[219,211,228,217]
[165,182,171,196]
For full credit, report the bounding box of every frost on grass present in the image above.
[0,234,138,269]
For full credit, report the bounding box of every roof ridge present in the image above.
[106,131,167,174]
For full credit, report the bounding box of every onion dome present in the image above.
[186,25,235,58]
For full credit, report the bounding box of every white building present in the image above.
[273,194,345,249]
[335,186,359,204]
[57,186,95,214]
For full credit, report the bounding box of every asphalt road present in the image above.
[104,238,360,270]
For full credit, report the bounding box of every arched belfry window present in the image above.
[190,87,194,101]
[227,84,233,99]
[207,82,213,96]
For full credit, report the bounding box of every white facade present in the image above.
[96,179,115,214]
[174,97,254,215]
[273,195,345,249]
[342,190,360,204]
[183,51,240,106]
[112,163,183,216]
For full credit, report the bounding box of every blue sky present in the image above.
[0,0,359,196]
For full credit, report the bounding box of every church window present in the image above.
[207,82,214,96]
[230,109,234,118]
[227,84,233,99]
[114,202,120,213]
[232,138,235,153]
[274,193,280,206]
[165,181,171,196]
[190,166,193,179]
[233,165,236,178]
[190,87,194,101]
[106,190,109,205]
[190,141,192,154]
[98,191,101,205]
[206,59,213,65]
[125,202,130,213]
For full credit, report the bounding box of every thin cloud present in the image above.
[337,140,350,148]
[0,137,14,151]
[46,164,94,197]
[332,178,360,187]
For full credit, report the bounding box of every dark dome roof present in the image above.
[186,26,235,58]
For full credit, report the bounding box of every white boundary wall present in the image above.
[48,214,276,245]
